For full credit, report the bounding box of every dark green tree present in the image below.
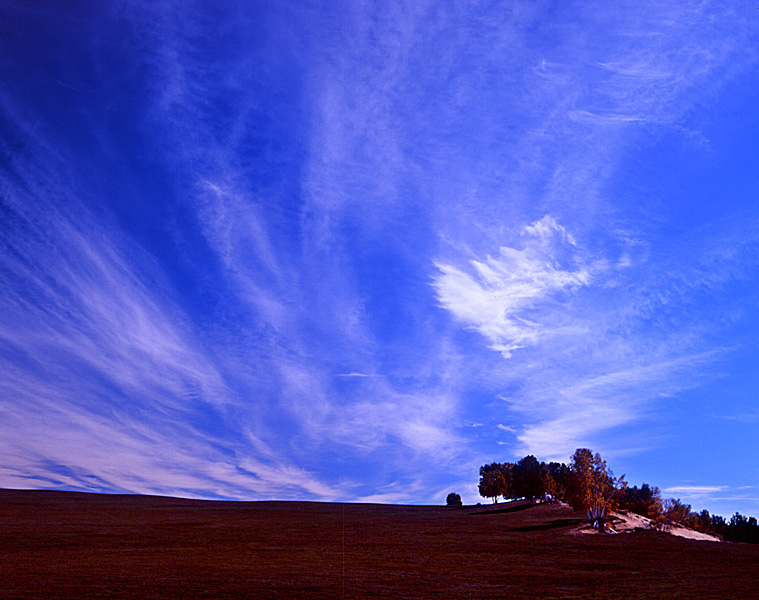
[478,462,509,503]
[726,513,759,543]
[512,455,548,501]
[545,462,570,501]
[618,483,663,520]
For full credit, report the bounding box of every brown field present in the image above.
[1,489,757,599]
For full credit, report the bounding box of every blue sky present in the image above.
[1,1,758,517]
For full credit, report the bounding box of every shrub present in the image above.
[446,493,463,507]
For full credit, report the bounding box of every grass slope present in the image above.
[1,489,757,599]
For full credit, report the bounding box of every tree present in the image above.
[545,462,570,502]
[446,493,462,507]
[511,455,548,502]
[726,513,759,543]
[565,448,625,531]
[478,463,509,503]
[499,462,515,501]
[690,509,714,534]
[618,483,663,521]
[658,498,691,528]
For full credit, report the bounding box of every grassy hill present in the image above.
[1,489,757,599]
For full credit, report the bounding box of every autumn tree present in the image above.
[658,498,692,528]
[566,448,625,531]
[688,509,715,534]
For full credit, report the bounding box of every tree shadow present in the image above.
[469,503,534,516]
[506,518,584,532]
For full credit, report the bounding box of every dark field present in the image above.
[1,490,757,599]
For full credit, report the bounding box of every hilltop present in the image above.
[1,489,757,599]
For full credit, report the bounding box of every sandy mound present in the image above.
[662,523,722,542]
[575,509,721,542]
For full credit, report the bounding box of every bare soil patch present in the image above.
[1,490,757,599]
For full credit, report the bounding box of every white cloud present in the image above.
[434,216,591,357]
[336,382,460,459]
[664,486,726,496]
[336,372,380,378]
[516,405,633,462]
[437,214,743,465]
[720,412,759,423]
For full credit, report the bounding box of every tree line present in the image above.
[478,448,759,542]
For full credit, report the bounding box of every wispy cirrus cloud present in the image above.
[0,101,347,500]
[94,0,475,502]
[2,0,759,514]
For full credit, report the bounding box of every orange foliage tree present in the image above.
[566,448,626,530]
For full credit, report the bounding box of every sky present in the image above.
[1,1,758,517]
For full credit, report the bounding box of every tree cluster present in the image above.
[479,448,759,542]
[649,500,759,543]
[478,457,568,504]
[479,449,624,529]
[617,487,759,542]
